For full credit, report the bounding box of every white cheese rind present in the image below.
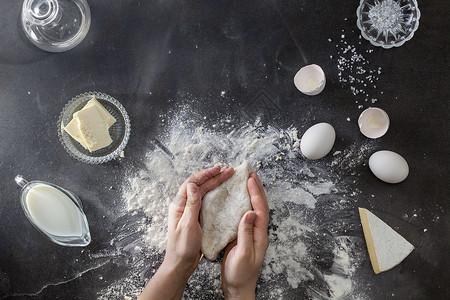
[359,208,414,274]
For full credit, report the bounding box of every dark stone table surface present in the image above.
[0,0,448,299]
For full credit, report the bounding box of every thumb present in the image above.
[180,183,202,224]
[236,211,256,256]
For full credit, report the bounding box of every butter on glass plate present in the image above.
[58,92,131,164]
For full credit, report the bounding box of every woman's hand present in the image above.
[221,172,269,300]
[139,166,235,300]
[165,165,235,278]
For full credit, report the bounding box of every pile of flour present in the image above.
[98,105,370,300]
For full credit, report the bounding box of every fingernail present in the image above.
[245,211,256,224]
[225,167,234,173]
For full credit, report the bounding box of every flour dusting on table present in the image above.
[99,106,368,299]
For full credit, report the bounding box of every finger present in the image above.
[186,166,222,186]
[224,239,237,256]
[172,166,223,207]
[221,239,237,290]
[247,177,269,227]
[168,204,181,231]
[249,172,266,200]
[169,184,188,230]
[236,211,256,258]
[199,167,234,197]
[173,181,188,208]
[171,166,229,229]
[222,239,237,268]
[249,172,268,214]
[179,183,202,225]
[247,177,270,262]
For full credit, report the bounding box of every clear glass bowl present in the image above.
[58,92,131,164]
[21,0,91,52]
[356,0,420,49]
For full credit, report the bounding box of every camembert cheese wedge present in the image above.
[359,208,414,274]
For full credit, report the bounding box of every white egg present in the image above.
[369,150,409,184]
[358,107,390,138]
[300,123,336,160]
[294,64,326,96]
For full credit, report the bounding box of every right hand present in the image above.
[221,172,269,300]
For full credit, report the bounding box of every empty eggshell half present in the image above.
[358,107,390,138]
[294,64,326,96]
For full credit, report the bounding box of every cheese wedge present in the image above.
[359,208,414,274]
[64,118,88,149]
[74,105,113,152]
[82,97,116,127]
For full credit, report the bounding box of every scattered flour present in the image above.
[331,140,376,171]
[98,105,369,300]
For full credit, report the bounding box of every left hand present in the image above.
[164,165,235,280]
[139,165,235,300]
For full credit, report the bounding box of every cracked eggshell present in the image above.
[369,150,409,184]
[300,123,335,160]
[359,107,390,138]
[294,64,326,96]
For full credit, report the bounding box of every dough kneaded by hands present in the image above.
[200,161,253,260]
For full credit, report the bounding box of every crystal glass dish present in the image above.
[356,0,420,49]
[58,92,131,164]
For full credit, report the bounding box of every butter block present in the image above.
[82,97,116,127]
[64,118,88,149]
[359,208,414,274]
[74,105,113,152]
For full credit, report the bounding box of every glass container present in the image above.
[58,92,131,164]
[15,175,91,247]
[356,0,420,49]
[21,0,91,52]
